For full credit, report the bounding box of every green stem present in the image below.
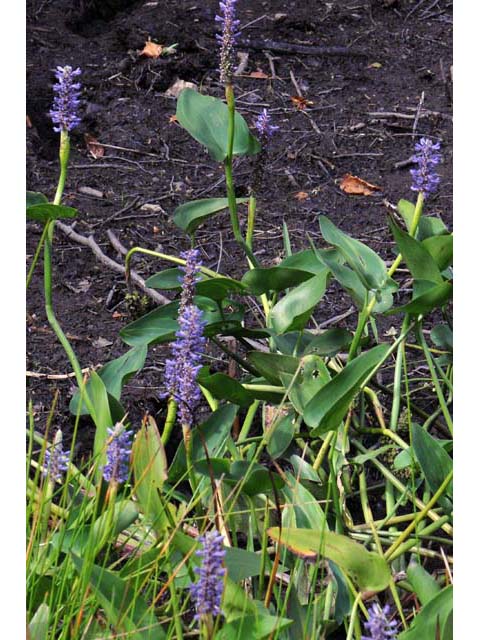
[26,223,49,290]
[416,323,453,434]
[246,194,256,250]
[161,399,177,446]
[182,423,198,495]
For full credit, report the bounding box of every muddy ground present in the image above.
[26,0,453,458]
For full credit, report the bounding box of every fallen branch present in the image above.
[238,37,367,57]
[55,221,169,305]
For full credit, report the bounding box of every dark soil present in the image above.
[26,0,453,459]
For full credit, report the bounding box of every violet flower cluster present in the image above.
[255,109,279,140]
[216,0,240,84]
[43,430,70,481]
[410,137,441,198]
[164,249,206,428]
[362,603,398,640]
[50,65,82,133]
[190,531,226,619]
[103,423,133,484]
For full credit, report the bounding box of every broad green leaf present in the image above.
[168,405,238,482]
[330,562,352,623]
[422,234,453,271]
[26,203,77,223]
[281,248,335,274]
[304,328,353,357]
[319,216,388,292]
[282,472,327,530]
[176,89,260,161]
[173,197,249,234]
[26,191,48,207]
[280,354,331,415]
[430,325,453,351]
[197,369,255,406]
[270,270,329,334]
[266,409,298,459]
[271,331,316,356]
[229,461,285,496]
[388,218,443,284]
[386,281,452,315]
[242,267,313,294]
[303,344,390,433]
[145,267,198,290]
[217,614,293,640]
[397,199,448,240]
[398,585,452,640]
[70,554,163,640]
[411,423,452,510]
[196,276,247,301]
[246,352,300,386]
[28,603,49,640]
[88,371,113,472]
[132,416,169,535]
[407,562,441,606]
[268,527,390,592]
[70,345,148,415]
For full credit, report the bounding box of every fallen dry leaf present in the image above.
[340,174,381,196]
[112,311,127,320]
[368,62,382,69]
[291,95,314,110]
[140,40,165,58]
[165,78,197,98]
[168,114,179,124]
[152,225,160,234]
[249,69,269,79]
[294,191,310,201]
[84,134,105,159]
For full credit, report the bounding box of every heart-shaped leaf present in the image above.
[173,197,249,234]
[176,89,260,161]
[26,191,48,207]
[388,218,443,284]
[242,267,314,294]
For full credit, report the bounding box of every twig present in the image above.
[238,38,367,57]
[26,366,100,380]
[411,90,425,139]
[55,222,169,305]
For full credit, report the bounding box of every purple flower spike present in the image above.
[255,109,279,139]
[43,430,70,481]
[190,531,226,619]
[103,423,133,484]
[362,603,399,640]
[164,249,206,428]
[49,65,82,133]
[216,0,240,84]
[410,137,441,198]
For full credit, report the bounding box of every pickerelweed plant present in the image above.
[27,4,453,639]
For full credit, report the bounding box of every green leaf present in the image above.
[303,344,390,433]
[386,281,452,315]
[430,325,453,351]
[28,603,49,640]
[168,405,238,483]
[88,371,113,471]
[26,191,48,207]
[196,277,247,301]
[197,369,255,406]
[411,423,452,510]
[388,218,443,284]
[267,527,390,592]
[224,547,263,581]
[422,235,453,271]
[304,328,353,357]
[26,203,77,223]
[397,199,448,240]
[407,562,441,606]
[282,472,328,530]
[398,585,452,640]
[70,554,164,640]
[280,355,331,415]
[217,614,293,640]
[241,267,313,295]
[319,216,388,292]
[230,461,285,496]
[173,197,249,234]
[132,416,169,535]
[246,352,300,386]
[176,89,260,161]
[70,346,148,415]
[270,270,329,334]
[281,249,332,274]
[266,409,298,459]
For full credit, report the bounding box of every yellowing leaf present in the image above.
[249,69,269,79]
[340,174,381,196]
[291,95,314,110]
[294,191,310,201]
[368,62,383,69]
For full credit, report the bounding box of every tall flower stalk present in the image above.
[163,249,206,491]
[190,531,226,639]
[40,429,70,539]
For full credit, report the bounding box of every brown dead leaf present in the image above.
[294,191,310,201]
[291,95,314,110]
[84,134,105,159]
[140,40,165,58]
[249,69,269,79]
[152,225,160,234]
[340,174,381,196]
[168,114,179,124]
[112,311,127,320]
[165,78,197,98]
